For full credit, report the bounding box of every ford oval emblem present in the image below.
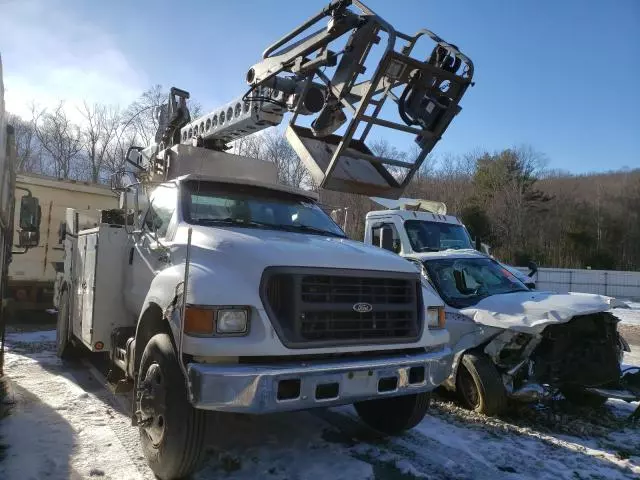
[353,302,373,313]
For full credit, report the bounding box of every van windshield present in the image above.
[404,219,473,252]
[423,257,529,308]
[181,181,345,238]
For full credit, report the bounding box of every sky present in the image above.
[1,0,638,174]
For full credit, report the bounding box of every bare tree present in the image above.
[79,102,121,183]
[32,102,83,179]
[7,113,41,173]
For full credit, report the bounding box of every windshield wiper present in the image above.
[191,217,272,229]
[190,218,344,238]
[418,247,441,252]
[280,224,345,238]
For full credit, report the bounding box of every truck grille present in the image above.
[261,267,423,348]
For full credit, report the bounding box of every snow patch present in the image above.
[5,329,57,344]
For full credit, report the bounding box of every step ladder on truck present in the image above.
[51,2,475,479]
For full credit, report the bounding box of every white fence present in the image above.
[515,267,640,300]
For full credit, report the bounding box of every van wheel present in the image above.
[456,352,507,416]
[561,387,608,408]
[56,289,79,359]
[354,392,431,435]
[137,333,207,480]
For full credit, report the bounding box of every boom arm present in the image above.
[143,0,474,199]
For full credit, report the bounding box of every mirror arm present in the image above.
[15,186,32,197]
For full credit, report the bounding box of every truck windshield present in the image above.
[404,219,473,252]
[423,257,529,309]
[181,181,345,237]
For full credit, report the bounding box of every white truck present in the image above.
[362,197,639,416]
[360,196,536,286]
[0,53,43,374]
[51,2,475,478]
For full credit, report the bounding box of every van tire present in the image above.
[456,352,507,416]
[137,333,207,480]
[56,288,79,359]
[354,392,431,435]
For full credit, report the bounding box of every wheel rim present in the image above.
[138,363,167,447]
[458,365,480,410]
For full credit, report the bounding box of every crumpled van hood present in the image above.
[460,291,627,333]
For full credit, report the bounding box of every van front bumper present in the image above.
[187,347,452,413]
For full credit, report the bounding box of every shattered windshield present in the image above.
[423,257,529,308]
[404,220,474,252]
[181,181,346,238]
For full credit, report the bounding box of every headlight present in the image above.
[216,308,249,334]
[426,307,446,329]
[184,306,249,336]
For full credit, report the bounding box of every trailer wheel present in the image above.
[56,289,78,359]
[354,392,431,435]
[137,333,207,480]
[561,387,608,408]
[456,352,507,416]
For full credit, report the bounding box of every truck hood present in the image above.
[180,225,419,274]
[460,291,627,333]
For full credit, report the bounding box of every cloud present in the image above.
[0,0,147,121]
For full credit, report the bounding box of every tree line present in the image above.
[9,88,640,271]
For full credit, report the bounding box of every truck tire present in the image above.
[456,352,507,416]
[561,387,608,408]
[56,289,78,359]
[137,333,207,480]
[354,392,431,435]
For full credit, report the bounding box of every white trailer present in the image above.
[0,53,43,373]
[53,2,475,478]
[7,174,117,318]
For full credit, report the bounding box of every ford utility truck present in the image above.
[51,2,475,478]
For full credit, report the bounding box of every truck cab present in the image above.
[364,199,536,288]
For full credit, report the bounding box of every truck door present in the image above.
[124,185,177,316]
[81,233,97,345]
[72,234,86,336]
[369,221,402,254]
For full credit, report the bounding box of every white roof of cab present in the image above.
[173,174,319,201]
[366,208,462,225]
[370,197,447,215]
[406,248,487,262]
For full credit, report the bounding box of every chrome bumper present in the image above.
[187,347,452,413]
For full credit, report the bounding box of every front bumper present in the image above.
[187,347,452,413]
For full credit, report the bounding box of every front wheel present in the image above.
[137,333,207,480]
[456,352,507,416]
[354,392,431,435]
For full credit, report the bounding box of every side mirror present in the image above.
[18,230,39,248]
[19,195,41,232]
[19,195,41,247]
[379,226,395,252]
[527,261,538,278]
[475,236,482,252]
